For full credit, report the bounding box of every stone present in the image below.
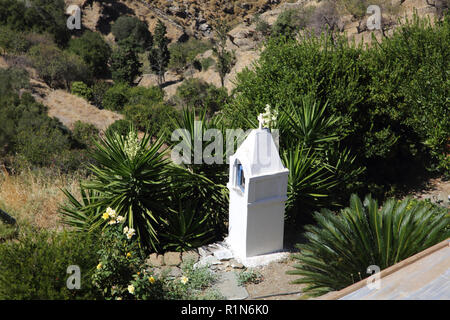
[198,246,210,257]
[182,250,199,263]
[213,247,233,261]
[214,272,248,300]
[230,260,245,269]
[164,252,182,266]
[194,255,221,269]
[198,23,211,32]
[146,253,164,267]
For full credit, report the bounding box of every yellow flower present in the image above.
[149,276,155,284]
[180,276,188,285]
[97,263,102,270]
[126,252,132,258]
[102,212,109,220]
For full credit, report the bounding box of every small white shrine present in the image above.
[226,114,289,260]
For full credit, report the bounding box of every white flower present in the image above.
[180,276,189,285]
[262,104,278,129]
[106,207,117,219]
[124,131,140,160]
[127,284,135,294]
[123,226,129,234]
[116,215,125,223]
[126,228,136,239]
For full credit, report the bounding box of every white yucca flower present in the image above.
[262,104,278,129]
[123,131,140,160]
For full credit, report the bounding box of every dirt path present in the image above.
[244,258,305,300]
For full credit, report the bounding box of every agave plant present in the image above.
[288,194,450,297]
[60,127,171,252]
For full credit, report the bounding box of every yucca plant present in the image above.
[277,96,341,151]
[282,145,338,222]
[160,198,215,252]
[60,127,171,252]
[165,107,229,236]
[288,194,450,297]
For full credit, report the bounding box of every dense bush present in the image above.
[0,0,70,46]
[288,195,450,297]
[72,121,99,148]
[68,31,112,77]
[272,7,314,38]
[225,15,450,198]
[71,81,93,101]
[168,38,213,74]
[90,80,112,108]
[92,216,219,300]
[60,130,172,251]
[0,26,31,54]
[175,78,229,116]
[0,74,91,172]
[123,102,180,136]
[111,16,152,52]
[110,44,143,85]
[127,85,165,105]
[105,119,133,137]
[0,227,101,299]
[102,82,131,111]
[28,44,91,89]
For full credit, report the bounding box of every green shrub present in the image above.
[91,214,149,300]
[71,81,93,101]
[110,44,143,85]
[160,198,214,252]
[236,269,263,286]
[225,15,450,197]
[102,82,130,111]
[91,80,112,108]
[287,194,450,297]
[0,67,29,97]
[123,102,180,136]
[72,121,99,148]
[175,78,229,116]
[0,26,31,54]
[0,0,70,46]
[200,57,215,71]
[169,38,213,73]
[106,119,133,137]
[68,31,111,76]
[0,227,101,299]
[92,219,219,300]
[127,85,165,105]
[111,16,152,52]
[28,44,91,89]
[272,7,314,38]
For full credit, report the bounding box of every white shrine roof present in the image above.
[231,128,288,178]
